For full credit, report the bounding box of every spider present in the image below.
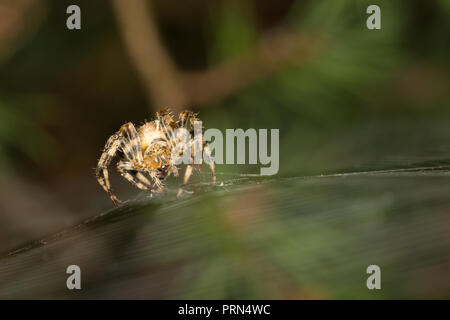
[96,109,216,206]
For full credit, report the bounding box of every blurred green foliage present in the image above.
[0,0,449,300]
[201,0,450,177]
[0,0,448,178]
[0,94,60,171]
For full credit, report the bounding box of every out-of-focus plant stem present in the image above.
[111,0,322,113]
[112,0,189,114]
[0,0,46,64]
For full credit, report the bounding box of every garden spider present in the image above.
[96,109,216,206]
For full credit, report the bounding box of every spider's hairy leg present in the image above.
[96,122,143,207]
[203,142,216,185]
[190,134,203,172]
[117,161,151,191]
[168,164,179,177]
[148,170,165,194]
[136,172,153,187]
[120,122,143,164]
[96,133,124,206]
[178,110,193,128]
[148,170,163,188]
[177,164,193,198]
[158,110,178,148]
[184,164,194,185]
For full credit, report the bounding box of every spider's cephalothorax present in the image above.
[96,109,216,206]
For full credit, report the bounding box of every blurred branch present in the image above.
[182,31,321,106]
[112,0,321,112]
[0,0,46,63]
[112,0,189,113]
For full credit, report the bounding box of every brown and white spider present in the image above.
[96,109,216,206]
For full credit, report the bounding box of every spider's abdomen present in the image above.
[138,122,165,153]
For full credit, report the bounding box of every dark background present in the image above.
[0,0,449,299]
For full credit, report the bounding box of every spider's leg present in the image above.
[136,172,152,187]
[176,164,193,198]
[96,133,125,206]
[120,122,143,165]
[148,170,164,191]
[203,142,216,185]
[183,164,194,185]
[117,161,151,191]
[96,122,142,207]
[168,165,179,177]
[178,110,193,129]
[190,134,203,171]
